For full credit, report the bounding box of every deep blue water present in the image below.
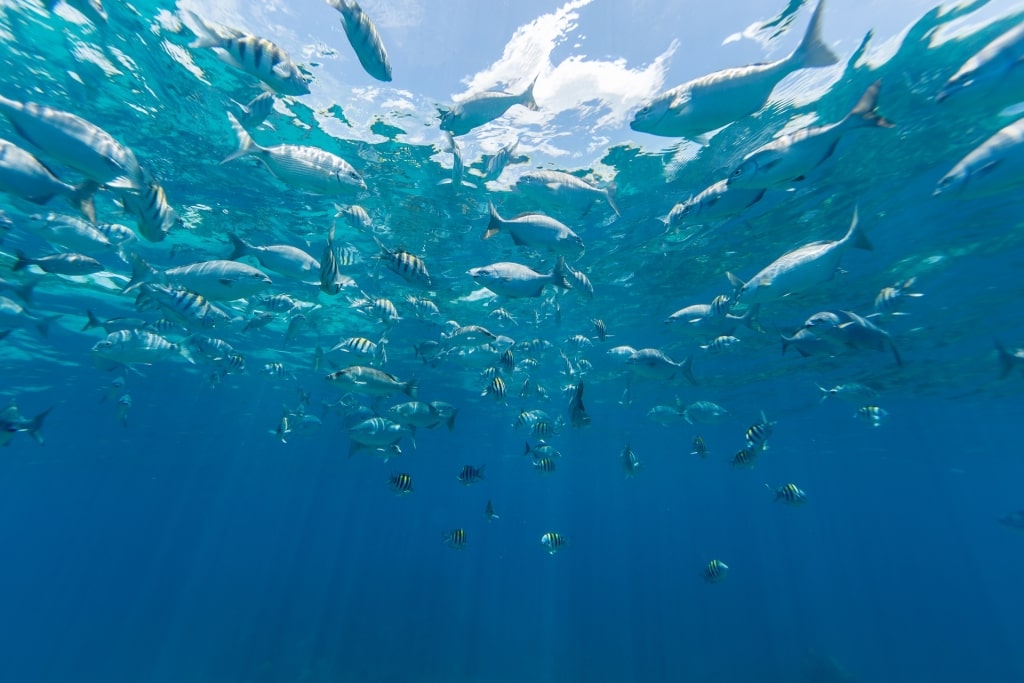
[1,0,1024,681]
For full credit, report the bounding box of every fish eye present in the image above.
[731,167,743,177]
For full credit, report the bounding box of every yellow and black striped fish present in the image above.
[744,410,774,450]
[703,559,729,583]
[376,239,431,287]
[690,435,708,458]
[482,376,506,400]
[389,472,413,494]
[500,347,515,371]
[443,528,467,549]
[772,483,807,504]
[533,457,556,474]
[731,446,758,468]
[541,531,567,554]
[457,464,485,485]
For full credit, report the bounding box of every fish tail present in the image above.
[227,232,251,260]
[847,80,894,129]
[26,407,52,445]
[743,303,765,333]
[68,179,100,223]
[793,0,839,69]
[446,409,458,432]
[996,341,1016,379]
[36,314,60,338]
[186,10,222,49]
[404,378,419,399]
[122,253,158,293]
[889,340,903,367]
[725,271,745,299]
[781,334,793,355]
[81,309,103,332]
[604,185,621,217]
[550,256,571,289]
[221,112,261,164]
[15,279,37,304]
[483,201,502,240]
[843,206,873,251]
[681,355,698,386]
[520,75,540,112]
[11,249,31,272]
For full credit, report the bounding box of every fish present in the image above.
[326,0,393,82]
[666,179,765,228]
[745,411,775,450]
[348,416,411,452]
[386,401,450,430]
[690,435,708,457]
[335,204,373,231]
[703,559,729,583]
[388,472,414,495]
[772,483,807,504]
[186,12,311,96]
[540,531,567,555]
[0,295,60,337]
[326,365,417,398]
[468,257,570,299]
[222,113,365,194]
[485,500,499,522]
[996,340,1024,379]
[937,20,1024,103]
[0,402,52,447]
[727,81,893,188]
[115,394,132,427]
[0,95,141,189]
[25,212,114,254]
[442,528,467,549]
[0,138,97,217]
[134,284,235,331]
[732,447,759,467]
[626,348,697,384]
[457,464,485,485]
[228,233,319,281]
[934,117,1024,200]
[726,208,872,305]
[482,138,519,182]
[440,77,539,136]
[873,277,924,316]
[621,441,641,477]
[817,382,878,404]
[563,263,594,299]
[375,238,432,288]
[482,376,507,401]
[854,405,887,427]
[81,311,153,334]
[631,0,838,141]
[647,404,685,426]
[13,251,103,276]
[592,319,607,341]
[483,201,584,255]
[118,167,178,242]
[567,380,590,428]
[438,132,477,190]
[682,401,729,425]
[328,336,387,366]
[127,257,272,301]
[233,92,276,129]
[91,329,182,365]
[515,170,619,217]
[700,335,741,353]
[804,309,902,366]
[320,226,355,295]
[533,457,557,474]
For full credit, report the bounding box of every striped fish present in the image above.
[703,559,729,583]
[119,167,178,242]
[457,464,485,485]
[326,0,393,82]
[772,483,807,504]
[389,472,414,495]
[375,238,431,287]
[443,528,467,549]
[540,532,567,555]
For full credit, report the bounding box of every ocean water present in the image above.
[1,0,1024,681]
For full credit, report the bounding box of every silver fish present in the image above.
[12,251,103,276]
[0,138,96,217]
[630,0,837,142]
[935,116,1024,200]
[0,295,59,337]
[727,81,893,188]
[223,113,365,194]
[233,92,276,129]
[91,329,182,365]
[937,20,1024,103]
[483,201,584,255]
[128,257,272,301]
[0,402,51,447]
[228,232,319,281]
[666,179,764,228]
[468,257,569,298]
[626,348,696,384]
[726,209,871,305]
[516,170,619,217]
[440,77,539,136]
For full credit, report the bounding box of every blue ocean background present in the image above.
[1,0,1024,681]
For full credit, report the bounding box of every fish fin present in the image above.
[848,80,894,129]
[996,340,1017,379]
[890,340,903,367]
[82,309,103,332]
[446,410,458,431]
[221,112,262,164]
[551,256,571,289]
[227,232,250,260]
[185,10,222,49]
[510,233,528,247]
[219,278,234,286]
[11,250,30,272]
[681,355,698,386]
[520,75,540,111]
[36,314,61,338]
[68,180,99,223]
[604,185,621,217]
[792,0,840,68]
[725,271,745,297]
[26,407,52,444]
[843,206,873,251]
[404,378,419,399]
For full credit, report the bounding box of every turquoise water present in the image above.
[0,1,1023,681]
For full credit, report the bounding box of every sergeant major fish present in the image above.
[186,12,311,96]
[223,113,365,194]
[630,0,838,142]
[326,0,393,82]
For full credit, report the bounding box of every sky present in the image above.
[176,0,1021,169]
